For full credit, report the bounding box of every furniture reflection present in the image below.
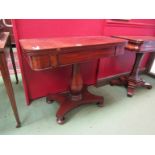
[0,32,20,127]
[20,36,126,124]
[111,36,155,97]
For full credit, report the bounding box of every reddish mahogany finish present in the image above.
[0,32,20,127]
[20,36,126,124]
[111,36,155,97]
[20,36,126,69]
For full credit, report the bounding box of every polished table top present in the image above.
[20,36,126,52]
[20,36,127,71]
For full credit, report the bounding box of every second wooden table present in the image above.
[111,36,155,97]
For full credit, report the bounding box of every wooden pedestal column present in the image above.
[46,64,104,124]
[111,53,152,97]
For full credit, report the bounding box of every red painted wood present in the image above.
[12,19,155,105]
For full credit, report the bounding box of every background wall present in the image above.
[12,19,155,104]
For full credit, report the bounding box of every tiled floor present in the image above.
[0,74,155,135]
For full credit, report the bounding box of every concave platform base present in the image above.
[110,76,152,97]
[46,87,104,124]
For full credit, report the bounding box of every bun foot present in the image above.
[16,123,21,128]
[110,82,114,86]
[127,86,135,97]
[46,97,54,104]
[145,84,152,89]
[97,102,104,107]
[57,117,65,125]
[127,93,133,97]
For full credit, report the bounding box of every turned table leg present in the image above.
[127,53,152,97]
[46,63,104,124]
[9,37,19,84]
[70,64,83,101]
[0,52,21,128]
[129,53,144,81]
[110,53,152,97]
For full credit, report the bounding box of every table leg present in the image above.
[0,52,21,128]
[46,64,104,124]
[9,39,19,84]
[110,53,152,97]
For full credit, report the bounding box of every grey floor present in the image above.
[0,74,155,135]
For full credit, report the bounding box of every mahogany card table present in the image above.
[111,36,155,97]
[0,32,20,127]
[20,36,126,124]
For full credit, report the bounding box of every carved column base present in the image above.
[46,87,104,124]
[110,76,152,97]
